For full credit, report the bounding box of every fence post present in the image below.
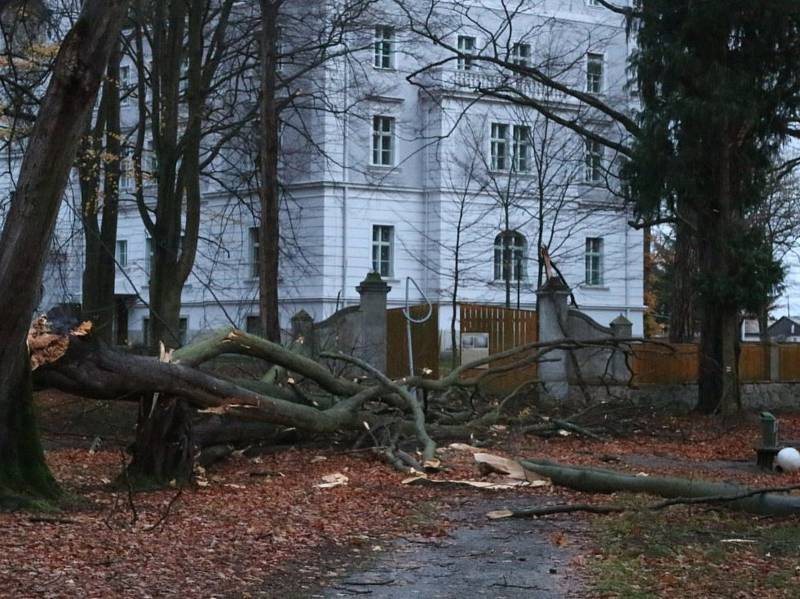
[610,314,633,382]
[536,278,570,401]
[356,272,391,373]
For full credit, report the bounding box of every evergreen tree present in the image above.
[626,0,800,414]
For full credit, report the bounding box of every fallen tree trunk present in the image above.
[519,459,800,516]
[32,330,380,433]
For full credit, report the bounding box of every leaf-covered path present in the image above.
[317,496,584,599]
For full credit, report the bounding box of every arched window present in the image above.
[494,231,527,282]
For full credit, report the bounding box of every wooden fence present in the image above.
[632,342,800,385]
[779,344,800,382]
[459,303,538,392]
[386,304,439,380]
[385,299,800,387]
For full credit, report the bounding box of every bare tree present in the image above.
[0,0,127,503]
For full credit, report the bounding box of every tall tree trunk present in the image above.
[697,137,739,415]
[259,0,282,342]
[758,304,770,342]
[0,0,128,503]
[143,0,229,352]
[82,42,122,344]
[668,216,697,343]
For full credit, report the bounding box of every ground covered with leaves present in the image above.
[1,394,799,598]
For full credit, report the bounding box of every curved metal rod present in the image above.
[402,276,433,324]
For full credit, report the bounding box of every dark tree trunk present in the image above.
[0,0,128,503]
[82,42,122,344]
[696,137,739,416]
[259,0,282,343]
[669,217,697,343]
[758,306,770,342]
[127,395,193,488]
[144,0,225,352]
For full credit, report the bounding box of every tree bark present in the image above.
[143,0,232,351]
[520,460,800,517]
[0,0,128,504]
[259,0,283,343]
[81,42,123,344]
[127,395,193,488]
[697,134,739,416]
[668,216,697,343]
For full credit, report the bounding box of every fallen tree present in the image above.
[29,317,652,484]
[512,459,800,517]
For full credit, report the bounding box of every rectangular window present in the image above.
[584,139,604,182]
[249,226,260,279]
[457,35,476,71]
[179,317,188,345]
[116,240,128,267]
[246,315,263,337]
[146,139,157,176]
[276,26,284,71]
[585,237,604,286]
[512,125,530,173]
[373,26,394,69]
[587,53,604,93]
[145,237,154,276]
[120,64,132,105]
[491,123,509,171]
[511,43,531,67]
[371,116,395,166]
[120,148,133,191]
[179,59,189,94]
[372,225,394,277]
[143,317,188,346]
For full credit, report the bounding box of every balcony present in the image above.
[422,68,574,104]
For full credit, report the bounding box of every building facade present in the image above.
[26,0,644,347]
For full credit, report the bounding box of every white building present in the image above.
[28,0,644,346]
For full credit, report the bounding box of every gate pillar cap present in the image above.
[357,272,391,294]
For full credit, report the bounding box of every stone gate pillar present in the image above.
[356,272,391,373]
[536,277,570,401]
[610,314,633,383]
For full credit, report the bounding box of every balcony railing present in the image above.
[425,68,574,104]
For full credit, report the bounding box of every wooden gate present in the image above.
[459,303,538,393]
[386,304,439,379]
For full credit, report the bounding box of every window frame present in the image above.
[115,239,128,268]
[144,237,154,276]
[119,147,133,191]
[511,42,531,67]
[120,64,133,106]
[512,125,531,173]
[457,35,476,71]
[585,237,604,286]
[249,226,260,279]
[371,115,395,166]
[373,25,395,70]
[493,231,527,282]
[490,123,509,171]
[584,139,604,183]
[372,225,394,278]
[586,52,604,94]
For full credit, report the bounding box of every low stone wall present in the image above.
[567,383,800,413]
[289,273,391,373]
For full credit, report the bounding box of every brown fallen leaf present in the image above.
[316,472,349,488]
